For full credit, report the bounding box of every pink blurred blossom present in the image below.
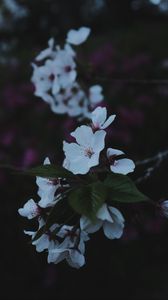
[22,148,39,167]
[2,83,32,108]
[118,107,144,127]
[1,129,15,146]
[122,54,151,73]
[90,43,116,74]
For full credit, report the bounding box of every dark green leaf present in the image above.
[24,164,75,179]
[104,174,148,203]
[68,182,107,221]
[45,197,75,229]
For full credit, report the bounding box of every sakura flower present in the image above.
[107,148,135,175]
[63,125,106,174]
[18,199,40,220]
[24,219,59,252]
[31,60,60,101]
[161,200,168,218]
[35,38,55,61]
[53,49,77,88]
[50,84,85,117]
[80,203,125,239]
[91,106,116,130]
[89,85,104,105]
[48,225,89,269]
[66,27,91,46]
[36,157,60,208]
[31,28,105,118]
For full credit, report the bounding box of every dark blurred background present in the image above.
[1,0,168,299]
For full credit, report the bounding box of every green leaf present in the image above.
[45,197,75,229]
[23,164,75,179]
[104,174,148,203]
[68,182,107,221]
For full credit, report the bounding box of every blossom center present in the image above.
[65,65,72,73]
[84,147,94,158]
[108,154,117,166]
[92,122,100,131]
[49,73,55,81]
[65,229,78,242]
[31,206,41,218]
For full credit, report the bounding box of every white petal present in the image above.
[80,230,90,242]
[64,43,76,57]
[63,141,82,159]
[87,152,100,169]
[80,216,102,233]
[59,71,77,88]
[43,157,51,165]
[36,38,54,61]
[67,249,85,268]
[71,125,93,146]
[111,158,135,175]
[97,204,113,223]
[57,225,73,238]
[24,230,35,237]
[52,78,60,95]
[108,206,125,224]
[67,27,91,45]
[101,115,116,129]
[18,199,39,219]
[89,85,102,94]
[33,234,50,252]
[103,221,124,239]
[91,130,106,152]
[68,157,90,174]
[48,248,68,264]
[107,148,124,158]
[91,106,107,128]
[89,85,104,104]
[38,193,56,208]
[48,37,54,48]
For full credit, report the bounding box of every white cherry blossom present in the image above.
[80,203,125,239]
[63,125,106,174]
[36,157,60,208]
[48,225,89,269]
[66,27,91,46]
[18,199,40,220]
[31,60,60,100]
[107,148,135,175]
[31,27,104,118]
[91,106,116,130]
[50,84,85,117]
[54,49,77,88]
[24,219,59,252]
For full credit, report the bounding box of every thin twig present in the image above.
[94,77,168,85]
[135,149,168,183]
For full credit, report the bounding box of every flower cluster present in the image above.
[63,106,135,175]
[31,27,104,118]
[18,106,138,269]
